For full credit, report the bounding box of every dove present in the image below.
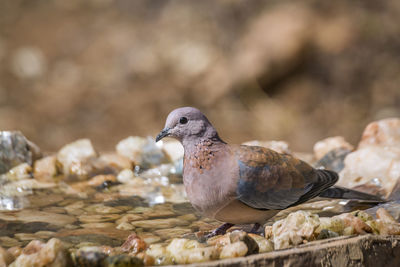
[156,107,383,237]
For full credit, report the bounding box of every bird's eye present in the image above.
[179,117,188,124]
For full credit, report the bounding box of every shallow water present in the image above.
[0,165,225,252]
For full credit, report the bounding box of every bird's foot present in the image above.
[205,223,234,239]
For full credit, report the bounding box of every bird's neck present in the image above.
[182,136,226,155]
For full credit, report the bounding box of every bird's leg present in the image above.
[249,223,262,234]
[205,223,234,239]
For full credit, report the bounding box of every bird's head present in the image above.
[156,107,219,144]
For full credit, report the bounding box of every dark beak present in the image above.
[155,128,171,142]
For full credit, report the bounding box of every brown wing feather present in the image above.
[233,145,337,210]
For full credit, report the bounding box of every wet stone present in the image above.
[104,254,144,267]
[81,223,116,229]
[0,131,41,175]
[0,237,21,248]
[33,156,57,182]
[73,249,108,267]
[130,218,190,229]
[78,214,121,223]
[154,227,193,240]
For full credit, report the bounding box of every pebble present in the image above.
[33,156,57,182]
[98,153,132,172]
[117,169,135,183]
[130,218,190,229]
[0,209,75,226]
[0,237,21,248]
[137,233,161,245]
[0,246,14,266]
[116,214,147,225]
[80,223,116,229]
[162,140,184,162]
[272,211,320,250]
[0,131,41,174]
[358,118,400,148]
[3,163,32,181]
[166,238,216,264]
[313,136,353,160]
[153,228,193,240]
[84,204,123,214]
[9,238,71,267]
[337,145,400,198]
[116,222,135,231]
[219,241,248,259]
[78,214,121,223]
[56,139,97,180]
[121,233,147,254]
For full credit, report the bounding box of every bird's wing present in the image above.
[233,145,338,210]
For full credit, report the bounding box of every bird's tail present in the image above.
[319,185,385,203]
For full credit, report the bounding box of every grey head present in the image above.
[156,107,222,146]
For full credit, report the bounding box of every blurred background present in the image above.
[0,0,399,152]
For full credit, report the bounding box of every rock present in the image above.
[86,175,118,188]
[0,131,41,175]
[228,231,259,255]
[317,229,340,240]
[166,238,217,264]
[145,244,173,266]
[116,214,147,225]
[242,140,291,154]
[272,210,320,250]
[333,213,372,235]
[0,246,14,266]
[9,238,71,267]
[120,233,147,254]
[56,139,97,180]
[104,255,144,267]
[0,237,21,248]
[153,228,193,240]
[116,169,135,183]
[219,241,248,259]
[98,153,132,172]
[376,207,397,223]
[0,209,75,226]
[248,234,274,253]
[73,248,108,267]
[161,140,184,162]
[78,214,121,223]
[80,223,116,229]
[314,148,351,173]
[116,136,167,168]
[116,222,135,231]
[84,204,123,215]
[2,163,32,181]
[337,145,400,198]
[130,218,190,229]
[313,136,353,160]
[33,156,58,182]
[136,233,161,245]
[358,118,400,148]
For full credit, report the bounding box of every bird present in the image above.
[156,107,383,237]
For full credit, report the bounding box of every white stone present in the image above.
[116,136,147,163]
[162,140,184,162]
[337,146,400,198]
[313,136,354,160]
[56,139,97,179]
[117,169,135,183]
[272,210,320,250]
[359,118,400,148]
